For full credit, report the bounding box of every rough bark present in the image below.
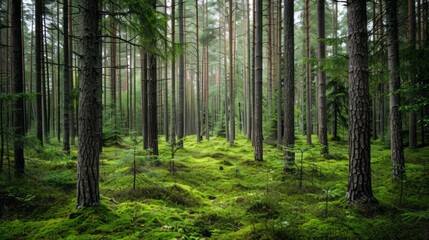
[276,0,282,150]
[196,0,201,143]
[229,0,235,144]
[171,0,176,145]
[317,0,328,154]
[283,0,295,168]
[148,54,158,155]
[386,0,405,179]
[254,0,263,161]
[76,0,101,208]
[346,0,374,204]
[12,0,25,176]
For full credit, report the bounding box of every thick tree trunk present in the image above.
[110,3,117,130]
[76,0,101,208]
[142,53,148,149]
[317,0,328,154]
[254,0,263,161]
[62,0,70,153]
[283,0,295,169]
[346,0,374,204]
[12,0,25,176]
[386,0,405,179]
[247,0,252,141]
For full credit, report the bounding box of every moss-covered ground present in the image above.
[1,134,428,239]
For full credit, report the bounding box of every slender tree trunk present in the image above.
[408,0,417,149]
[110,3,117,130]
[251,0,256,145]
[12,0,25,176]
[36,0,43,147]
[283,0,295,169]
[254,0,263,161]
[223,0,229,141]
[148,52,158,155]
[317,0,328,154]
[305,0,312,145]
[276,0,282,149]
[247,0,252,141]
[386,0,405,179]
[171,0,177,146]
[68,0,75,145]
[346,0,374,204]
[229,0,235,144]
[267,0,272,118]
[76,0,101,208]
[178,0,184,146]
[196,0,201,142]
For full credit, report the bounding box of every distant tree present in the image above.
[346,0,374,204]
[386,0,405,179]
[11,0,25,176]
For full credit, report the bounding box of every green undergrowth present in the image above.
[1,135,428,239]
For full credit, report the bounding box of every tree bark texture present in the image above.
[254,0,263,161]
[178,0,184,146]
[317,0,328,154]
[283,0,295,167]
[76,0,101,208]
[346,0,374,204]
[386,0,405,179]
[36,0,43,147]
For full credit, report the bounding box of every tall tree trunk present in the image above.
[223,0,229,141]
[69,0,75,145]
[247,0,252,141]
[317,0,328,154]
[346,0,374,204]
[305,0,312,145]
[62,0,70,153]
[283,0,295,170]
[276,0,282,149]
[148,52,158,155]
[110,3,117,130]
[229,0,235,144]
[254,0,263,161]
[196,0,201,143]
[141,51,148,149]
[171,0,176,146]
[251,0,256,145]
[12,0,25,176]
[178,0,184,146]
[386,0,405,179]
[164,0,169,142]
[408,0,417,149]
[36,0,43,147]
[76,0,101,208]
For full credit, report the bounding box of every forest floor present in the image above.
[0,134,428,239]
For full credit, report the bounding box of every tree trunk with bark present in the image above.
[386,0,405,179]
[36,0,43,147]
[76,0,101,208]
[346,0,374,204]
[254,0,263,161]
[317,0,328,154]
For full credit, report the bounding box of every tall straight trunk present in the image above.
[164,0,169,141]
[346,0,374,204]
[76,0,101,208]
[68,0,75,145]
[251,0,256,145]
[229,0,235,144]
[148,52,158,155]
[267,0,272,117]
[283,0,295,168]
[62,0,70,153]
[43,13,50,141]
[171,0,176,145]
[371,2,378,141]
[386,0,405,179]
[12,0,25,176]
[317,0,328,154]
[178,0,184,146]
[56,1,61,142]
[36,0,43,147]
[276,0,282,149]
[254,0,263,161]
[196,0,201,142]
[205,1,210,140]
[140,51,147,149]
[110,3,117,130]
[305,0,312,145]
[247,0,252,141]
[223,0,229,141]
[408,0,417,149]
